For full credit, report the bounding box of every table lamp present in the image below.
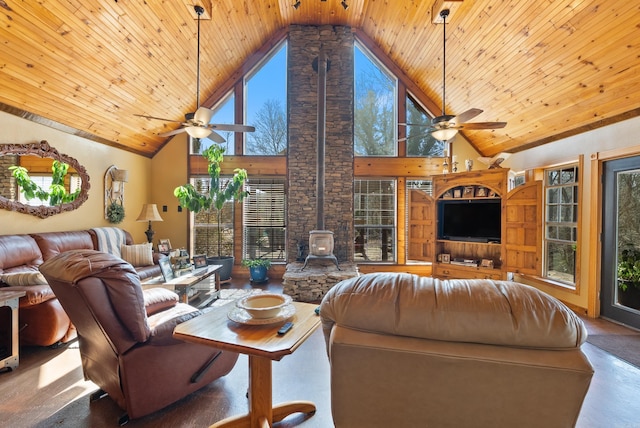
[136,204,163,243]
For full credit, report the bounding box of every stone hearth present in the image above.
[283,261,359,302]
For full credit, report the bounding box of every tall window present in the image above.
[243,178,286,261]
[244,43,287,155]
[544,164,579,285]
[354,43,397,156]
[406,95,445,157]
[191,177,235,257]
[354,180,396,262]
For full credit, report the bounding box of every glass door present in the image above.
[601,156,640,329]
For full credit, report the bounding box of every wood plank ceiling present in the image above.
[0,0,638,158]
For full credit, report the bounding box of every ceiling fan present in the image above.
[401,9,506,142]
[135,5,254,143]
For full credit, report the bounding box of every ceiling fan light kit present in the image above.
[186,126,212,139]
[432,127,458,141]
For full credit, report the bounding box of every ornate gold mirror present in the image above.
[0,141,90,218]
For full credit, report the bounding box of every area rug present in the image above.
[208,288,263,308]
[586,334,640,368]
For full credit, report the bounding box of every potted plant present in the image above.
[241,258,272,283]
[174,145,248,281]
[617,248,640,310]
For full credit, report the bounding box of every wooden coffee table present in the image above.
[173,301,321,428]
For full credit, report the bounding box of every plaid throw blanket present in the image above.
[91,227,127,258]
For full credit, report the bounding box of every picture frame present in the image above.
[158,256,175,282]
[441,253,451,263]
[475,187,487,197]
[480,259,494,269]
[157,243,170,254]
[442,189,453,199]
[453,188,462,198]
[193,254,207,269]
[159,238,172,250]
[463,186,475,198]
[488,190,497,198]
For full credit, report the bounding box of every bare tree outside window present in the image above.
[354,44,396,156]
[245,99,287,155]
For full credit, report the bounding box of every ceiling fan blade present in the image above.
[134,114,182,123]
[207,130,226,144]
[398,123,433,127]
[453,108,483,124]
[158,128,187,137]
[458,122,507,130]
[398,134,432,142]
[211,124,256,132]
[193,107,214,125]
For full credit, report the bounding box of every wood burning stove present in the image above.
[302,230,339,270]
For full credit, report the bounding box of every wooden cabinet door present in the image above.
[504,181,542,275]
[408,189,434,262]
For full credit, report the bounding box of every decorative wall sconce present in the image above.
[104,165,128,221]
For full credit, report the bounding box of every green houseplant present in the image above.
[241,258,271,283]
[617,248,640,310]
[174,145,249,281]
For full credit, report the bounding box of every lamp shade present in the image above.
[431,128,458,141]
[185,126,212,139]
[112,169,129,182]
[136,204,163,222]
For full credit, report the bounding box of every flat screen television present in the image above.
[437,199,501,243]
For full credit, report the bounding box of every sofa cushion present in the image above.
[0,272,48,286]
[143,287,179,315]
[320,273,588,350]
[121,243,154,267]
[31,231,94,261]
[0,234,43,273]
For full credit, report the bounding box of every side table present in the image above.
[0,290,26,372]
[174,301,321,427]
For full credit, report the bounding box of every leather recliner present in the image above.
[39,249,238,424]
[320,273,594,428]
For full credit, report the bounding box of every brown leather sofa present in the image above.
[39,249,238,423]
[0,228,161,347]
[320,273,594,428]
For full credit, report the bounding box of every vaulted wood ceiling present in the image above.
[1,0,638,158]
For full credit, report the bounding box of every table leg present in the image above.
[209,355,316,428]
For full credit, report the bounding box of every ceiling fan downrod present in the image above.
[440,8,449,118]
[195,5,204,110]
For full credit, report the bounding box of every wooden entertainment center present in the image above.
[409,168,542,280]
